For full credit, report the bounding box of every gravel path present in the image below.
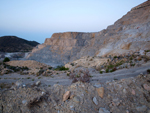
[0,62,150,86]
[91,62,150,83]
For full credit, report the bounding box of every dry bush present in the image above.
[69,70,91,83]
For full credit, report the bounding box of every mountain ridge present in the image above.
[0,36,39,52]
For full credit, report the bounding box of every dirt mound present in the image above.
[6,60,48,69]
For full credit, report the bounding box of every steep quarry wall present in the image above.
[27,32,96,64]
[27,1,150,64]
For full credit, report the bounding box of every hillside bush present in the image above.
[3,57,10,62]
[54,66,69,71]
[69,70,91,83]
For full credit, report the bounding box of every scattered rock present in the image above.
[15,80,23,87]
[94,83,102,88]
[143,84,150,91]
[93,97,98,105]
[123,88,127,94]
[70,94,74,99]
[126,110,129,113]
[70,106,75,111]
[136,105,147,112]
[73,96,80,103]
[22,100,27,104]
[96,87,104,98]
[63,91,70,102]
[99,108,110,113]
[36,81,41,86]
[131,89,135,95]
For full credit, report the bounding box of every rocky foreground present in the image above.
[0,73,150,113]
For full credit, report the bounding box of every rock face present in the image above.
[27,1,150,64]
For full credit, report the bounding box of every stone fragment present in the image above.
[15,80,23,87]
[36,81,41,86]
[70,94,74,99]
[70,106,75,111]
[136,105,147,112]
[22,100,27,104]
[123,88,127,94]
[94,83,101,88]
[143,84,150,91]
[63,91,70,102]
[99,108,110,113]
[93,97,98,105]
[96,87,104,98]
[131,89,135,95]
[126,110,129,113]
[73,96,80,103]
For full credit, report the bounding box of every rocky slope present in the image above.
[0,36,39,52]
[27,1,150,64]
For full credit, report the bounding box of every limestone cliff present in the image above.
[27,1,150,64]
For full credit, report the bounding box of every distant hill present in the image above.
[0,36,39,52]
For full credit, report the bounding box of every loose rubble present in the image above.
[0,73,150,113]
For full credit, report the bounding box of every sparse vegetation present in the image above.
[70,63,74,66]
[36,69,44,76]
[69,70,91,83]
[38,77,41,79]
[114,56,117,58]
[27,77,31,79]
[48,67,52,70]
[0,83,11,89]
[54,66,69,71]
[147,69,150,74]
[130,57,133,60]
[100,71,103,74]
[3,57,10,62]
[106,68,109,73]
[110,67,117,72]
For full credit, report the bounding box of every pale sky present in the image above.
[0,0,147,43]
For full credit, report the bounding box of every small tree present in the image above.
[3,57,10,62]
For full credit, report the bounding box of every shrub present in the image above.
[130,57,133,60]
[114,56,117,58]
[69,70,91,83]
[70,63,74,66]
[100,71,103,74]
[115,60,124,67]
[3,57,10,62]
[54,66,69,71]
[130,63,135,67]
[38,77,41,79]
[106,68,109,73]
[110,67,117,72]
[144,50,150,53]
[36,69,44,76]
[48,67,52,70]
[107,64,114,69]
[147,69,150,74]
